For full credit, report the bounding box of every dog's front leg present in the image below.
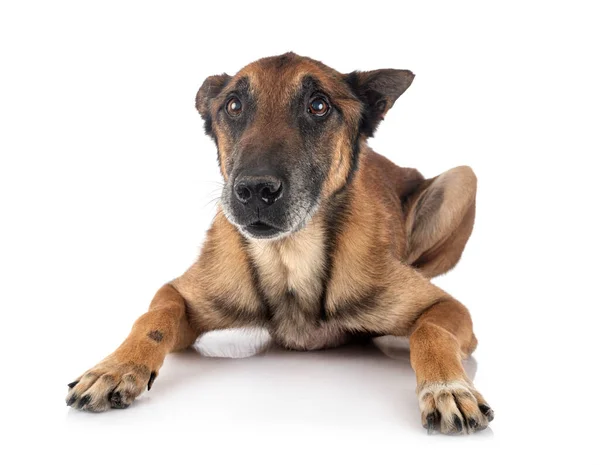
[66,284,200,411]
[344,264,494,434]
[408,298,494,434]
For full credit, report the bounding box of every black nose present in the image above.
[234,174,284,206]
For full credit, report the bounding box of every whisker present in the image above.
[203,196,222,208]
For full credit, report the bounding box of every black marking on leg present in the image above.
[148,371,157,391]
[147,330,164,343]
[66,394,78,406]
[78,395,91,409]
[452,414,463,433]
[67,380,79,389]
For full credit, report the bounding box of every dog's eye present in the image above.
[308,97,329,117]
[226,97,243,117]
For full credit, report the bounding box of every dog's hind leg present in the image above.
[403,166,477,278]
[65,284,200,412]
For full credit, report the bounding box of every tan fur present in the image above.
[249,220,327,304]
[405,166,477,277]
[67,53,493,434]
[65,284,198,411]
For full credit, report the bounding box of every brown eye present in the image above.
[308,97,329,117]
[226,97,242,116]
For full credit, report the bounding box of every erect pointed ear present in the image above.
[195,73,231,120]
[344,69,414,137]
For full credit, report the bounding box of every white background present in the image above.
[1,1,598,463]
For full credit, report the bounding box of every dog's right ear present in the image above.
[195,73,231,120]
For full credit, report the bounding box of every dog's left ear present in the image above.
[345,69,414,137]
[195,73,231,120]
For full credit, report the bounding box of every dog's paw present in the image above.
[66,359,157,412]
[418,380,494,435]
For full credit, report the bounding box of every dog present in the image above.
[66,52,494,434]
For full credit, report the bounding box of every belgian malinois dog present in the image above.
[66,52,494,434]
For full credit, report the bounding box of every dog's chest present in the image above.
[248,228,347,350]
[249,228,326,301]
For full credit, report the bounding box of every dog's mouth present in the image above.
[242,221,284,239]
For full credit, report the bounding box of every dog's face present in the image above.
[196,53,414,240]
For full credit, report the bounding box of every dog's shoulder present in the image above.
[360,148,425,201]
[171,210,267,328]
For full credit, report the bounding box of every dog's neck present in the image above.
[244,183,357,312]
[246,212,328,302]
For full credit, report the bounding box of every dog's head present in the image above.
[196,52,414,240]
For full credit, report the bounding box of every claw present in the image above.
[148,371,157,391]
[425,411,438,435]
[452,414,463,433]
[67,380,79,389]
[66,394,78,407]
[479,404,495,422]
[111,391,122,408]
[78,395,91,409]
[468,418,478,430]
[110,391,128,409]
